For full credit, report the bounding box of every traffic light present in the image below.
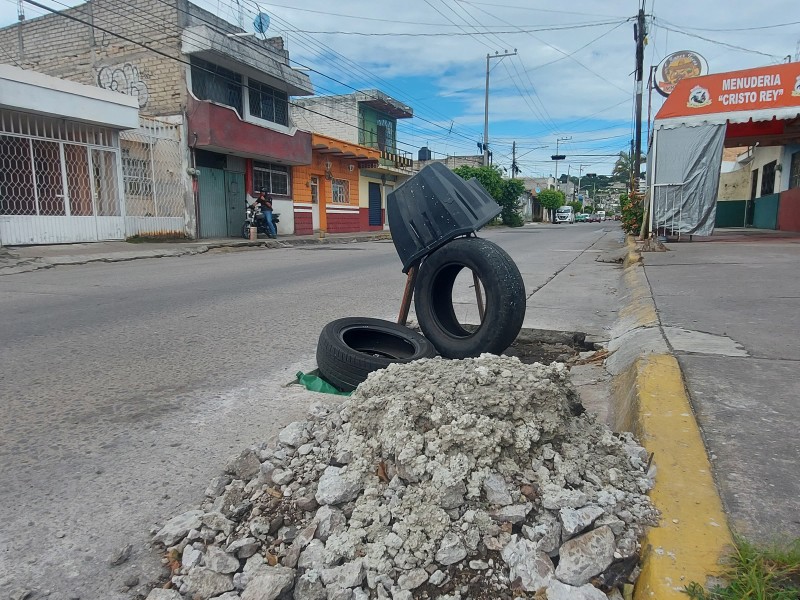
[551,154,566,161]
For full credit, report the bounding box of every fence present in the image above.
[652,183,686,240]
[0,109,126,244]
[120,116,186,237]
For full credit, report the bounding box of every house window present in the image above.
[190,57,243,116]
[122,150,153,197]
[310,175,319,203]
[253,162,290,196]
[761,160,776,196]
[332,178,349,203]
[376,118,394,152]
[248,79,288,126]
[790,151,800,189]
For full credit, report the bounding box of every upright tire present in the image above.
[414,237,526,359]
[316,317,437,392]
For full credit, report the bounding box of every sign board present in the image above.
[657,62,800,120]
[655,50,708,97]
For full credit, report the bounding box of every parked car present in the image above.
[587,213,601,222]
[555,206,575,224]
[575,213,588,222]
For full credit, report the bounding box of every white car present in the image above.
[555,206,575,224]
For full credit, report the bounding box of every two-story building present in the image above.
[291,90,414,232]
[0,0,314,242]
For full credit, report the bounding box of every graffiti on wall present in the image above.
[97,63,150,109]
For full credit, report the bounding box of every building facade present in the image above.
[291,90,414,231]
[0,0,313,241]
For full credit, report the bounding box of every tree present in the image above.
[537,188,565,223]
[452,165,525,227]
[612,151,646,183]
[568,201,583,214]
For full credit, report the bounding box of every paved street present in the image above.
[642,232,800,544]
[0,223,623,598]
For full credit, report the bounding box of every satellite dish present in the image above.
[535,187,541,194]
[253,12,270,34]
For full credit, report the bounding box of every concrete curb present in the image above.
[0,232,392,275]
[609,236,734,599]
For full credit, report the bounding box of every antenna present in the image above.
[16,0,24,62]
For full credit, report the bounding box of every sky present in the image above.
[2,0,798,178]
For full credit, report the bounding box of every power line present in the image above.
[653,18,785,60]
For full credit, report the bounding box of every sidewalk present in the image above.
[0,230,391,275]
[606,228,800,598]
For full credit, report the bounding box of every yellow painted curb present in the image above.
[630,354,734,599]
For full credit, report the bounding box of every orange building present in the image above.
[292,133,381,235]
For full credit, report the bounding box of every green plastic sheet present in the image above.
[296,371,351,396]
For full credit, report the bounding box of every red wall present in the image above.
[359,208,386,231]
[188,97,312,165]
[778,188,800,232]
[326,212,360,233]
[294,211,313,236]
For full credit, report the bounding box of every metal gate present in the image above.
[120,116,186,237]
[368,181,382,226]
[198,168,227,238]
[652,183,685,240]
[0,110,125,245]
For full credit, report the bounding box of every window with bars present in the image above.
[377,118,394,152]
[248,79,289,126]
[190,57,243,116]
[332,178,349,203]
[790,151,800,189]
[761,160,777,196]
[253,162,290,196]
[122,152,153,197]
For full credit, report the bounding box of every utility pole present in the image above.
[552,136,570,184]
[17,0,25,62]
[484,50,517,166]
[575,164,588,203]
[633,1,646,193]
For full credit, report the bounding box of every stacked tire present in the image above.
[316,237,526,391]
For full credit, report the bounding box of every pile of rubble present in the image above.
[147,355,657,600]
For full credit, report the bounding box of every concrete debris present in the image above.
[147,355,657,598]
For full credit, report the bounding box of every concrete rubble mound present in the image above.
[150,355,658,600]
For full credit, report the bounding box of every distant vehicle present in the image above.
[555,206,575,224]
[596,210,606,221]
[613,214,621,221]
[587,213,601,222]
[575,213,588,222]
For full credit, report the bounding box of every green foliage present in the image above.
[453,165,525,227]
[619,192,644,234]
[568,201,583,214]
[684,537,800,600]
[536,188,565,211]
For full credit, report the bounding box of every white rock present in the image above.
[435,532,467,566]
[293,570,326,600]
[226,537,260,559]
[559,505,605,539]
[522,511,561,556]
[182,545,203,569]
[201,512,235,536]
[483,472,513,506]
[205,546,240,574]
[279,421,308,447]
[299,539,326,571]
[541,486,588,510]
[439,481,467,509]
[154,510,204,546]
[501,537,554,592]
[145,590,183,600]
[469,560,489,570]
[390,590,412,600]
[397,567,428,590]
[596,514,626,536]
[315,505,347,542]
[428,570,447,586]
[271,468,294,486]
[183,567,234,599]
[315,466,361,505]
[490,503,532,524]
[546,580,607,600]
[555,526,615,586]
[241,566,296,600]
[225,449,262,480]
[323,559,366,588]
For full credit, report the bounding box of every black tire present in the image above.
[242,222,251,239]
[316,317,437,392]
[414,237,526,359]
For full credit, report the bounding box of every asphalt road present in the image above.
[0,222,622,599]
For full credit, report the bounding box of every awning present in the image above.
[311,133,380,163]
[654,62,800,137]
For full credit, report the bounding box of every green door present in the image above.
[198,168,227,238]
[224,171,246,237]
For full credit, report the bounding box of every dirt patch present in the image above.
[504,329,596,365]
